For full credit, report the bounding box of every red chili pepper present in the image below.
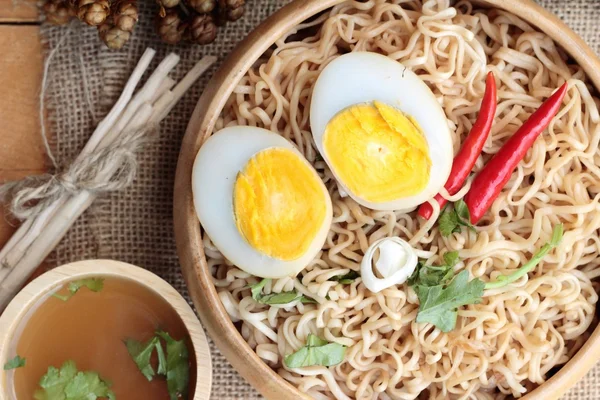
[464,82,568,224]
[418,71,497,220]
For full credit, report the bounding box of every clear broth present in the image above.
[12,277,196,399]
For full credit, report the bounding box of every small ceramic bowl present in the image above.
[0,259,212,400]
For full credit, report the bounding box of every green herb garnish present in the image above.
[438,200,476,237]
[249,279,315,305]
[125,337,166,381]
[156,331,190,400]
[125,331,189,400]
[413,270,485,332]
[52,278,104,302]
[34,360,115,400]
[328,271,360,284]
[408,251,458,287]
[409,225,563,332]
[300,296,318,304]
[485,224,563,289]
[284,334,346,368]
[4,355,26,370]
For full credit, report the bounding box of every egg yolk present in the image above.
[323,101,431,203]
[234,147,327,261]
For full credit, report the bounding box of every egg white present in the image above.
[310,51,453,211]
[192,126,333,278]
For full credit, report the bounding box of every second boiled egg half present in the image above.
[310,52,453,211]
[192,126,332,278]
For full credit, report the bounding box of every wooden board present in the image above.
[0,0,39,23]
[0,8,45,264]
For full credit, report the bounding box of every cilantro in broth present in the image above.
[4,355,26,370]
[52,278,105,302]
[125,337,166,381]
[125,331,191,400]
[34,360,115,400]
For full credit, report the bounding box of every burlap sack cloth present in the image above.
[36,0,600,398]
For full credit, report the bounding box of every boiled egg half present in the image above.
[310,52,453,211]
[192,126,332,278]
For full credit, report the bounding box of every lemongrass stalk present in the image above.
[151,56,216,124]
[0,54,213,310]
[0,53,175,272]
[79,48,156,158]
[98,53,180,150]
[0,49,157,268]
[125,103,154,133]
[170,56,216,102]
[150,77,176,104]
[0,192,95,308]
[1,206,57,269]
[149,92,176,125]
[0,218,33,264]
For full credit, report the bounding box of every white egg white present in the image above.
[310,51,453,211]
[192,126,333,278]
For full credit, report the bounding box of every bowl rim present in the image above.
[173,1,600,399]
[0,259,212,400]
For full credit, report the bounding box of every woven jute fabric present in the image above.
[38,1,600,399]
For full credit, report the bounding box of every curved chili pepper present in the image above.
[418,72,497,220]
[464,82,568,224]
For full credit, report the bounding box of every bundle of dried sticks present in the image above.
[0,48,216,309]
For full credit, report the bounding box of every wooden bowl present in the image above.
[173,1,600,399]
[0,259,212,400]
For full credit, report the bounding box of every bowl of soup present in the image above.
[0,259,211,400]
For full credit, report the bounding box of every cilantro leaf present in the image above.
[414,270,485,332]
[125,337,164,381]
[300,296,318,304]
[408,251,459,287]
[64,371,114,400]
[156,331,190,400]
[249,279,304,305]
[454,200,476,232]
[284,334,346,368]
[438,201,476,237]
[438,206,459,237]
[485,224,563,290]
[306,334,328,347]
[52,278,104,302]
[329,271,360,284]
[4,355,26,370]
[443,251,459,267]
[255,291,302,305]
[34,360,115,400]
[249,279,269,301]
[409,263,454,287]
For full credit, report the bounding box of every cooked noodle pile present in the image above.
[208,0,600,398]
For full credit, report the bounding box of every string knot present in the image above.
[0,127,156,220]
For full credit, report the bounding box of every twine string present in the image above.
[0,126,157,221]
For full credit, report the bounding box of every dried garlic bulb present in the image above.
[72,0,110,26]
[190,14,217,45]
[43,0,75,25]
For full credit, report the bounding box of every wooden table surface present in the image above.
[0,1,46,271]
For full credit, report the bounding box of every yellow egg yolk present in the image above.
[234,147,327,261]
[322,101,431,203]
